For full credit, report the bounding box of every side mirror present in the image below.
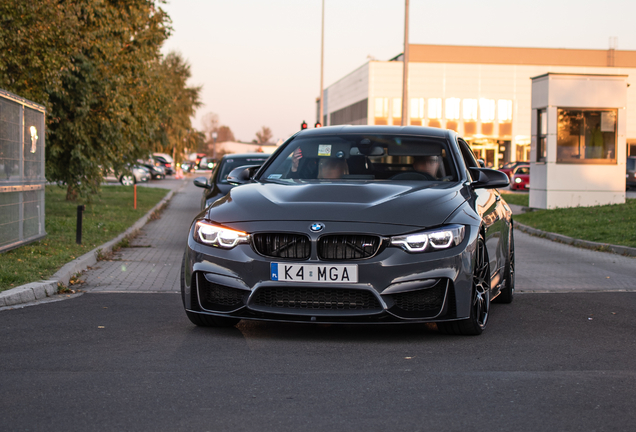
[477,159,486,168]
[469,167,510,189]
[226,165,261,185]
[193,176,209,188]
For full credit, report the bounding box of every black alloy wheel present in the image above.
[495,226,515,304]
[438,233,490,336]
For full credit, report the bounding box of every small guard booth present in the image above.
[529,73,627,209]
[0,89,46,253]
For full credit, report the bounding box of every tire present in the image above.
[438,233,490,336]
[494,226,515,304]
[180,253,240,328]
[120,175,135,186]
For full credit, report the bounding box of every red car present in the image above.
[499,161,529,179]
[511,165,530,190]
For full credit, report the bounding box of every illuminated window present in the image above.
[374,98,388,118]
[392,98,402,118]
[463,99,477,120]
[445,98,460,120]
[498,100,513,122]
[556,108,617,163]
[537,109,547,162]
[410,98,425,119]
[428,98,442,119]
[480,98,496,122]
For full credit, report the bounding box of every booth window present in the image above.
[537,109,547,162]
[556,109,616,164]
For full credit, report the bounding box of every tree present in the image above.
[255,126,273,144]
[0,0,202,200]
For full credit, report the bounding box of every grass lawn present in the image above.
[500,191,529,207]
[0,185,169,292]
[515,198,636,248]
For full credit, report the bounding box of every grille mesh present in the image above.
[252,286,382,311]
[391,284,446,312]
[318,235,381,260]
[253,233,310,259]
[198,276,246,311]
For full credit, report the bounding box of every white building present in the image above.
[321,44,636,168]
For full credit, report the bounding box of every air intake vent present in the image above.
[251,286,382,312]
[198,274,246,312]
[253,233,311,259]
[318,235,381,260]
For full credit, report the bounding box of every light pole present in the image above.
[401,0,409,126]
[319,0,325,126]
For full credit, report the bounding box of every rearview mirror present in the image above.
[193,176,209,188]
[226,165,261,185]
[469,168,510,189]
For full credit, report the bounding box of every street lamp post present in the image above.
[401,0,409,126]
[319,0,325,127]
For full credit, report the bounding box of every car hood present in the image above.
[206,181,467,228]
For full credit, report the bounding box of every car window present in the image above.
[218,157,268,183]
[627,158,636,171]
[258,134,458,183]
[515,166,530,175]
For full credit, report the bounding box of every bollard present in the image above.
[134,184,137,209]
[76,205,85,245]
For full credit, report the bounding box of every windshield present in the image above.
[258,134,457,183]
[218,156,269,183]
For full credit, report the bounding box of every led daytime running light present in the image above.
[194,221,249,248]
[391,225,465,253]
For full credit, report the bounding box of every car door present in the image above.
[457,138,506,288]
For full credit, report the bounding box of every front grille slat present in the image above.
[318,235,380,260]
[253,233,310,259]
[252,286,382,311]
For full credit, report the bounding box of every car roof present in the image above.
[295,125,453,139]
[221,153,270,160]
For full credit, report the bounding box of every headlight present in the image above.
[193,220,249,248]
[390,225,465,253]
[515,177,522,183]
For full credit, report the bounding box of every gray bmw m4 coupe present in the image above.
[181,126,515,335]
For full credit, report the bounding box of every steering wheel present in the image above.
[390,172,435,181]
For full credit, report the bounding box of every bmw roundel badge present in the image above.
[310,222,325,232]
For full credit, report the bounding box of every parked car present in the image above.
[627,156,636,190]
[152,154,174,175]
[180,161,197,173]
[137,158,166,179]
[499,161,529,179]
[198,157,216,171]
[182,126,514,335]
[104,165,150,185]
[510,165,530,190]
[193,153,270,209]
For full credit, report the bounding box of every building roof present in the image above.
[404,44,636,68]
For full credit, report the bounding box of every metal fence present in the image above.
[0,89,46,253]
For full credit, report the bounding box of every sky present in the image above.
[161,0,636,143]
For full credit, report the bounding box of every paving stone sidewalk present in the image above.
[82,179,202,293]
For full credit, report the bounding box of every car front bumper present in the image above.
[182,224,479,324]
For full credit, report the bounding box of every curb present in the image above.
[513,220,636,258]
[0,186,179,308]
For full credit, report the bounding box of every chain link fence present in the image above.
[0,89,46,253]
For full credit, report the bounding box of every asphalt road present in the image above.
[1,176,635,431]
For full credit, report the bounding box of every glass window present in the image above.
[556,109,617,164]
[463,99,478,120]
[479,98,496,122]
[498,100,512,122]
[392,98,402,118]
[537,109,547,162]
[259,134,458,183]
[410,98,424,119]
[445,98,460,120]
[428,98,442,119]
[374,98,388,118]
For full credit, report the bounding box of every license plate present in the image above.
[270,263,358,283]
